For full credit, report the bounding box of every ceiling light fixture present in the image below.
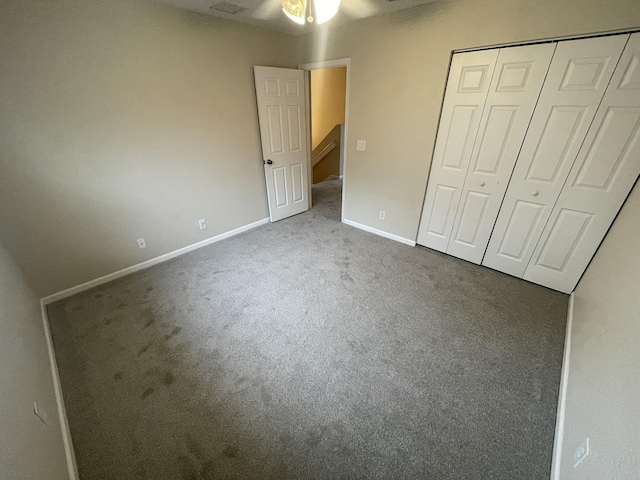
[281,0,341,25]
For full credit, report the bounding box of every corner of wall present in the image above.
[550,292,574,480]
[39,300,79,480]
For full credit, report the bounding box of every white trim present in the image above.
[343,218,416,247]
[298,58,351,70]
[40,301,79,480]
[454,27,640,54]
[38,216,269,477]
[551,292,575,480]
[312,141,337,167]
[298,58,351,223]
[339,123,346,177]
[302,69,313,209]
[41,218,269,305]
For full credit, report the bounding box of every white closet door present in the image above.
[524,32,640,293]
[483,35,629,277]
[416,50,498,252]
[446,43,555,264]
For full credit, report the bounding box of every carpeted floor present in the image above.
[48,179,568,480]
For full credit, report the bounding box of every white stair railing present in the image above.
[312,141,337,167]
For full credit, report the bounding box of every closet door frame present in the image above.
[417,28,640,294]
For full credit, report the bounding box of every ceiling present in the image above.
[155,0,438,35]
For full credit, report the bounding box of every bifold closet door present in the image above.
[416,49,499,252]
[482,34,629,277]
[524,32,640,293]
[445,43,555,263]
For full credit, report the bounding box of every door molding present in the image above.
[298,58,351,222]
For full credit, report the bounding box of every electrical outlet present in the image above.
[573,437,590,468]
[356,140,366,151]
[379,210,386,220]
[198,218,207,230]
[136,238,147,249]
[33,402,50,426]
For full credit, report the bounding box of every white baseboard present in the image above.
[38,216,270,478]
[41,217,270,305]
[342,218,416,247]
[40,301,79,480]
[550,292,574,480]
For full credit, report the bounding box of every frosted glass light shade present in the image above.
[315,0,340,24]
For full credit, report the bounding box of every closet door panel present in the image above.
[524,33,640,293]
[483,34,629,277]
[446,43,555,264]
[417,50,499,251]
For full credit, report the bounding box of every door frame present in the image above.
[298,58,351,222]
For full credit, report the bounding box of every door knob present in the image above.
[264,159,273,165]
[532,191,539,196]
[480,181,485,187]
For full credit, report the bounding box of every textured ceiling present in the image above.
[154,0,438,35]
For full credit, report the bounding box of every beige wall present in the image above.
[0,241,69,479]
[557,183,640,479]
[1,1,639,477]
[4,0,638,295]
[311,67,346,150]
[297,0,640,241]
[0,0,296,296]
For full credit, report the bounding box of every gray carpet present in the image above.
[48,179,568,480]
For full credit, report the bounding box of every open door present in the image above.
[254,66,310,222]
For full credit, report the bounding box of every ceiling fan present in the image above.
[281,0,341,24]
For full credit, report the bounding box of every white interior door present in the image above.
[482,35,629,277]
[524,33,640,293]
[446,43,556,264]
[254,66,309,222]
[416,49,499,251]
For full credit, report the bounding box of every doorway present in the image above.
[299,59,351,222]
